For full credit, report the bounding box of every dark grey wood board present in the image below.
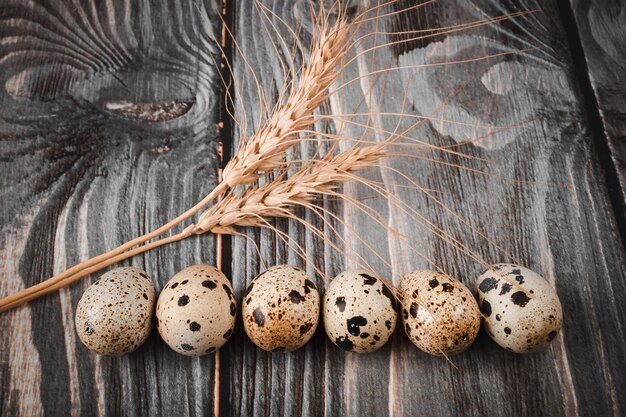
[227,1,626,417]
[0,0,624,416]
[0,0,225,416]
[568,0,626,237]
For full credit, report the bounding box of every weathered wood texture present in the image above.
[1,0,625,416]
[227,1,626,416]
[569,0,626,235]
[0,1,224,416]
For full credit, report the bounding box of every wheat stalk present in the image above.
[0,144,386,312]
[0,1,532,312]
[0,3,361,312]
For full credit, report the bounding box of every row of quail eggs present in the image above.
[75,263,562,356]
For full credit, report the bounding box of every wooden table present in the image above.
[1,0,624,416]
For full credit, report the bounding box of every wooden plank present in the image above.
[0,0,224,416]
[223,1,350,414]
[226,1,626,417]
[1,0,625,416]
[568,0,626,232]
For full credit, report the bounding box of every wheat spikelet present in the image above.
[197,145,386,234]
[221,12,354,188]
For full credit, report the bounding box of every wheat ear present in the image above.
[196,145,386,234]
[221,14,354,187]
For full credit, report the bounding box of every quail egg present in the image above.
[400,270,480,356]
[75,266,156,356]
[242,265,319,351]
[156,264,236,356]
[323,269,397,352]
[475,263,563,353]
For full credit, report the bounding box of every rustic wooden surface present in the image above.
[1,0,625,416]
[569,0,626,239]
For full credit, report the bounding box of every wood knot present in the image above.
[100,99,194,122]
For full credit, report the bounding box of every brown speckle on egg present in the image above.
[74,266,156,356]
[156,265,236,356]
[400,270,480,356]
[242,265,320,351]
[475,264,563,353]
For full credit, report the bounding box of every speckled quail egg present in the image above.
[323,270,397,353]
[75,266,156,356]
[156,265,236,356]
[399,270,481,356]
[475,263,563,353]
[242,265,319,351]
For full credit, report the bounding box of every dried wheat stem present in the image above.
[0,186,225,312]
[0,5,357,312]
[0,229,193,312]
[0,145,386,312]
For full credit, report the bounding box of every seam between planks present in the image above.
[558,0,626,252]
[216,0,237,416]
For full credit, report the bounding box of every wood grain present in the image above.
[568,0,626,235]
[226,1,626,416]
[0,0,225,416]
[0,0,625,416]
